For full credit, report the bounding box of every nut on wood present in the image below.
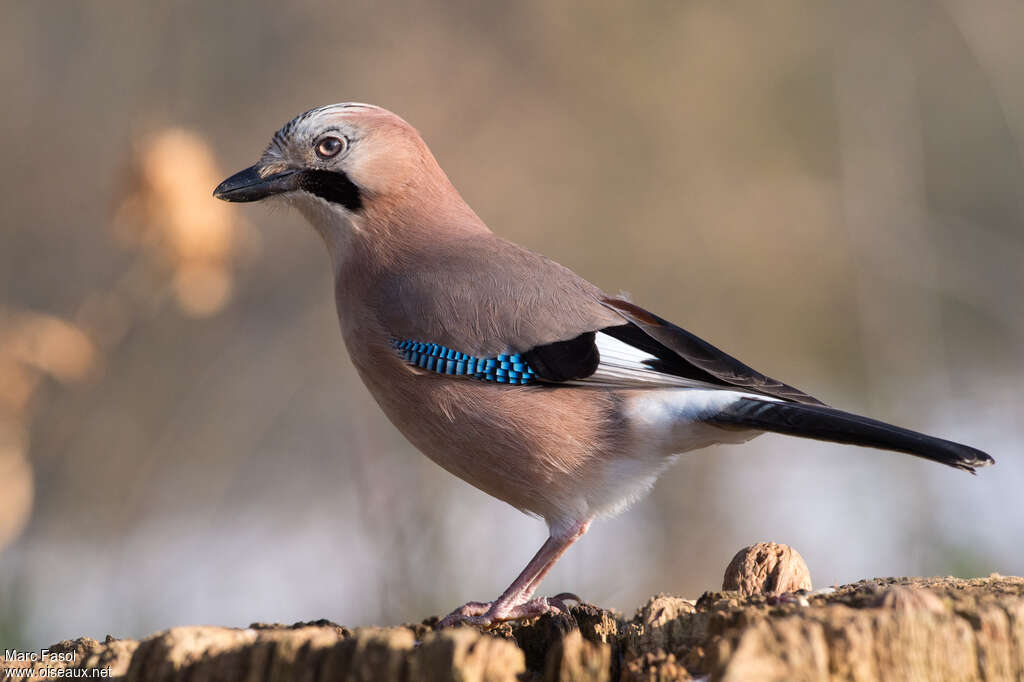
[723,542,812,597]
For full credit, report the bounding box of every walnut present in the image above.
[722,542,812,597]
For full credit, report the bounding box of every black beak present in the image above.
[213,164,301,202]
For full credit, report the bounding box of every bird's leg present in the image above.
[439,519,590,627]
[514,521,590,605]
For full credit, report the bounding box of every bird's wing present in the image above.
[377,236,822,403]
[588,297,825,404]
[376,235,622,365]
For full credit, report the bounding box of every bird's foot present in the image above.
[437,592,582,628]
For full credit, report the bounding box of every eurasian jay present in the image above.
[214,103,993,626]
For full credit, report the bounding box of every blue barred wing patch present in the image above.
[392,339,537,385]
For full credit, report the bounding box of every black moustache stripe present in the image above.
[298,169,364,211]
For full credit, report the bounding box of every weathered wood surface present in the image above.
[3,575,1022,681]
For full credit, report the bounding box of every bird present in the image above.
[214,102,993,627]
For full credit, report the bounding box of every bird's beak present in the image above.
[213,164,301,202]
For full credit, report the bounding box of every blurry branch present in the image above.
[0,310,97,552]
[113,128,252,318]
[0,311,96,387]
[0,128,251,554]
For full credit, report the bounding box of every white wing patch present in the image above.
[579,332,719,388]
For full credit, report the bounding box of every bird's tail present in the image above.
[707,398,994,474]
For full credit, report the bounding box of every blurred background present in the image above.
[2,0,1022,651]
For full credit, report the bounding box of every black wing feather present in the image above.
[599,323,740,387]
[599,297,824,404]
[521,331,599,382]
[518,297,822,404]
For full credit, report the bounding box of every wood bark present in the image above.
[3,576,1021,681]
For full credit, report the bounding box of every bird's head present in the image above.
[214,103,478,248]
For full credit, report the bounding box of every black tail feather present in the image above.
[708,398,994,473]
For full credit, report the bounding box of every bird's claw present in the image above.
[437,601,492,628]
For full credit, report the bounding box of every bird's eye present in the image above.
[315,136,346,159]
